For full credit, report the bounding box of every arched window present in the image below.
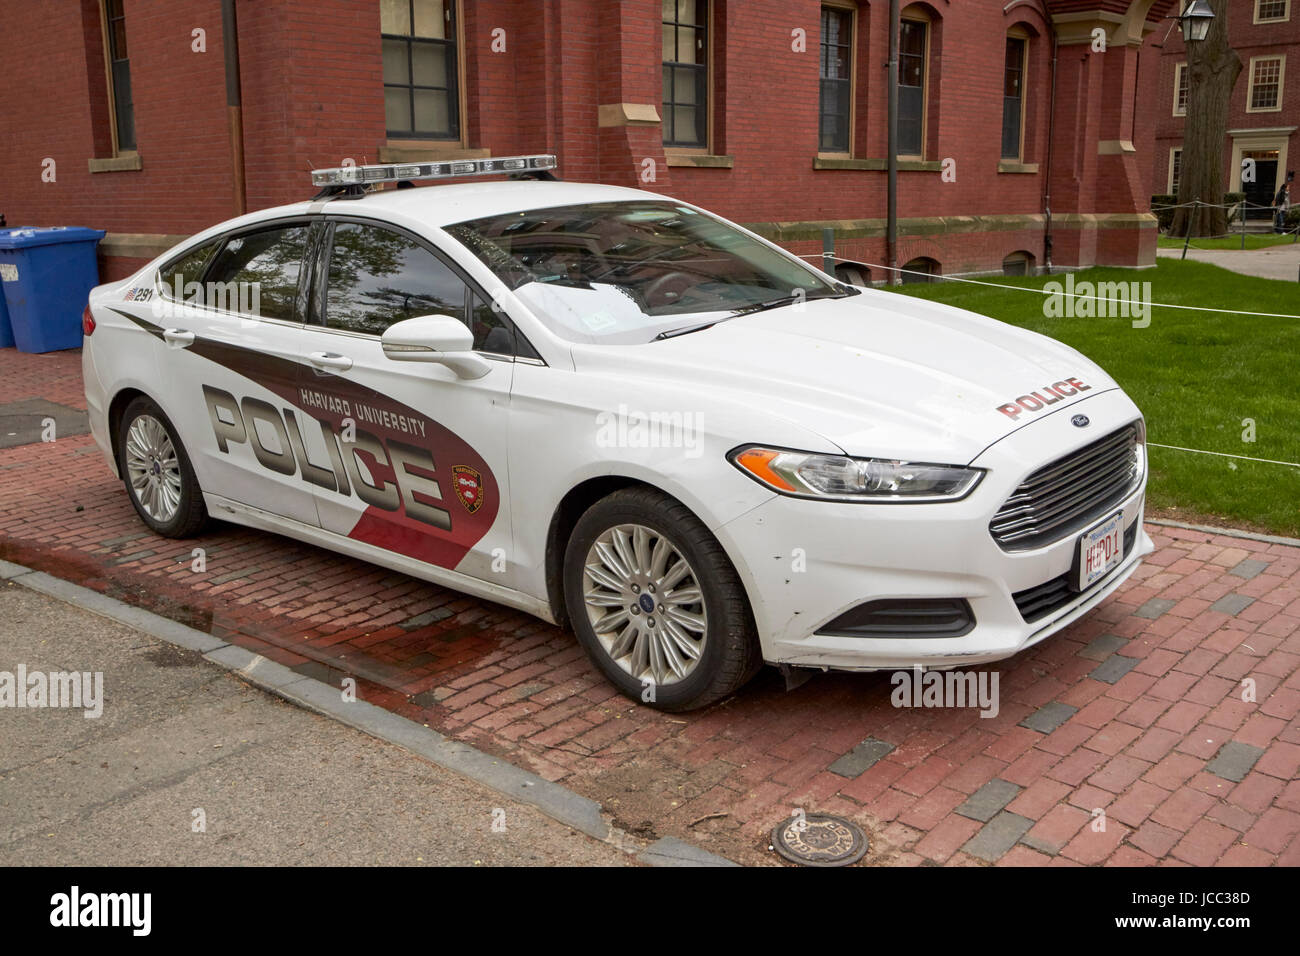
[901,256,939,283]
[835,262,872,287]
[1002,251,1036,276]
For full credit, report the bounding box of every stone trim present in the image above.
[744,212,1156,242]
[88,153,143,174]
[665,153,734,168]
[811,156,943,172]
[597,103,661,127]
[98,233,190,259]
[1098,140,1137,155]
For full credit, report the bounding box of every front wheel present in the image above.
[562,487,761,711]
[115,395,208,538]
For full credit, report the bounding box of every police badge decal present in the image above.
[452,465,484,514]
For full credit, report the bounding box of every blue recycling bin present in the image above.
[0,228,29,348]
[0,226,107,353]
[0,275,12,348]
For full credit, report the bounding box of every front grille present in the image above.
[990,423,1142,551]
[1013,521,1138,622]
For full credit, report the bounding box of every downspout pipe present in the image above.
[886,0,899,284]
[222,0,246,216]
[1043,22,1058,273]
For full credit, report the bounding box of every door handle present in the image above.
[162,328,195,347]
[308,351,353,371]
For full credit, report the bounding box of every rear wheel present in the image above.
[115,395,208,538]
[563,487,760,711]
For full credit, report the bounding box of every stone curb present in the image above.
[1146,518,1300,549]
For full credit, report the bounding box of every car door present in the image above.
[153,218,322,527]
[292,216,518,582]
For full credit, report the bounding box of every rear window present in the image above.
[205,224,310,321]
[157,240,218,304]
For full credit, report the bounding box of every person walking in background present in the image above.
[1274,181,1290,232]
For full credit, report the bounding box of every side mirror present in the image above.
[380,314,490,379]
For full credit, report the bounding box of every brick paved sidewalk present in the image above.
[2,346,1297,866]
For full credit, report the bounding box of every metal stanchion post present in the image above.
[1181,199,1198,260]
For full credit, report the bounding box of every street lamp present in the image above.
[1179,0,1215,43]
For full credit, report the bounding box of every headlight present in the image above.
[728,445,983,502]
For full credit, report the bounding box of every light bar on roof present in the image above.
[311,154,557,187]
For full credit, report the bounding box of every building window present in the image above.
[900,256,939,283]
[1248,56,1285,112]
[898,19,928,157]
[1001,36,1026,160]
[1002,251,1035,276]
[662,0,709,148]
[1170,147,1182,194]
[1173,62,1188,116]
[819,6,854,154]
[1255,0,1290,23]
[382,0,459,139]
[101,0,134,152]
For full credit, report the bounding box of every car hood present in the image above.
[568,288,1119,464]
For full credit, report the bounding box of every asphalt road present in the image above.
[0,581,630,866]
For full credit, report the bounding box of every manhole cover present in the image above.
[770,813,868,867]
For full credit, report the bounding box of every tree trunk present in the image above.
[1170,0,1242,238]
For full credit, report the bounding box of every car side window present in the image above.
[325,223,470,338]
[470,293,513,356]
[205,224,310,321]
[157,240,219,304]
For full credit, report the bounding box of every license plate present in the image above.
[1077,512,1124,591]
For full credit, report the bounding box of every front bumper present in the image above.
[716,388,1152,671]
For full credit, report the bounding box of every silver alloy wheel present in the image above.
[124,413,183,523]
[582,523,708,687]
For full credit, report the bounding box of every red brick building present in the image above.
[1,0,1177,283]
[1154,0,1300,222]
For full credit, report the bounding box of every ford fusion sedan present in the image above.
[82,155,1151,711]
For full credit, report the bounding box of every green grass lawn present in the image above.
[887,260,1300,537]
[1156,232,1298,250]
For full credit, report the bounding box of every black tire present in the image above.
[562,487,761,711]
[115,395,208,538]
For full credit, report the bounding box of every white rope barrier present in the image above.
[799,258,1300,319]
[1146,444,1300,469]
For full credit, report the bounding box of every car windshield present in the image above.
[444,200,850,344]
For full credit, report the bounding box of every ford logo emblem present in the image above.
[1071,414,1090,428]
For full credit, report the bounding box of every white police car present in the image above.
[82,155,1151,711]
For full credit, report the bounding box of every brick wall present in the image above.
[0,0,1176,283]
